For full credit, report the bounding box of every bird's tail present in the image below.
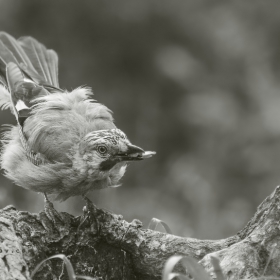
[0,32,65,125]
[0,32,59,88]
[0,32,62,115]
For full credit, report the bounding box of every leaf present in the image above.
[31,254,75,280]
[162,255,211,280]
[168,273,190,280]
[162,256,186,280]
[181,256,211,280]
[148,217,172,234]
[31,254,98,280]
[76,276,98,280]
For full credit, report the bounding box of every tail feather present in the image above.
[0,40,19,85]
[6,62,25,94]
[46,50,59,87]
[19,36,59,87]
[0,41,18,64]
[0,32,60,88]
[19,37,51,84]
[0,32,62,123]
[0,33,33,67]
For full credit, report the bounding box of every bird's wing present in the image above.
[0,32,63,165]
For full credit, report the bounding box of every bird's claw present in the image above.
[78,196,98,232]
[44,196,63,225]
[40,193,67,236]
[82,196,95,213]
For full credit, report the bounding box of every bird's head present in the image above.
[79,129,155,172]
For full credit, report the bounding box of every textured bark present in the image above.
[1,186,280,280]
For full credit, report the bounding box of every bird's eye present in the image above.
[97,145,108,155]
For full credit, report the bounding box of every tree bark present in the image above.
[1,186,280,280]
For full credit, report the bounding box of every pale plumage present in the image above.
[0,32,155,201]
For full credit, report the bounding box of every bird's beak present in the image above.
[115,144,156,161]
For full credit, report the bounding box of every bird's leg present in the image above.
[78,195,97,230]
[82,195,94,213]
[43,193,63,226]
[39,193,69,238]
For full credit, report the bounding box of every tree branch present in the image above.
[1,186,280,279]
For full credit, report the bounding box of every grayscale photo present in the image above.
[0,1,279,279]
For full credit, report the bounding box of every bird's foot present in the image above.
[82,196,95,213]
[78,196,98,233]
[44,194,63,224]
[40,193,68,237]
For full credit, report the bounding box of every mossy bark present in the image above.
[1,186,280,280]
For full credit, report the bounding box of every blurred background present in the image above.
[0,0,280,239]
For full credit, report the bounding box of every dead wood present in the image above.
[1,186,280,280]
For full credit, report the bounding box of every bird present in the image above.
[0,32,155,206]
